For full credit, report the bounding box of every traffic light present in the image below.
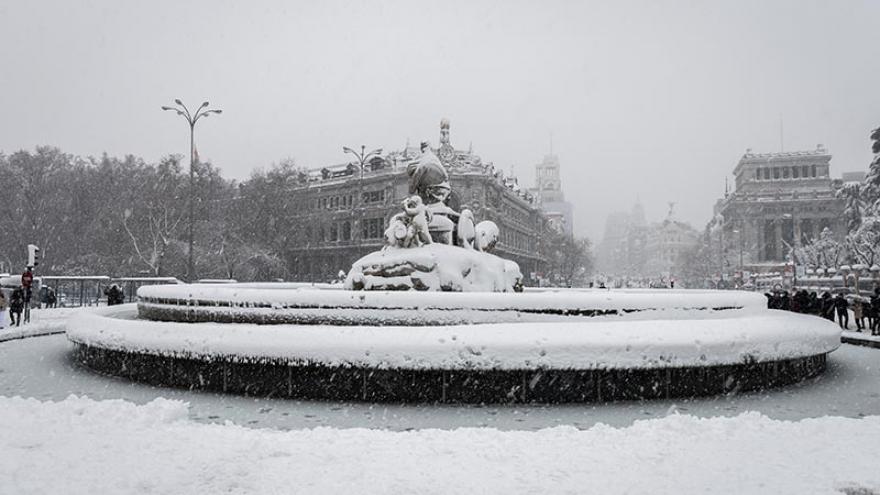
[27,244,40,268]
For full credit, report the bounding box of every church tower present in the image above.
[531,153,573,235]
[535,154,565,203]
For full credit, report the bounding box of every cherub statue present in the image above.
[384,196,433,248]
[457,209,477,250]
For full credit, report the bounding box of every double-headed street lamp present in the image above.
[343,145,383,214]
[342,145,383,181]
[161,99,222,282]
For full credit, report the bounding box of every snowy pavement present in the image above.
[1,334,879,431]
[1,312,880,493]
[0,395,878,494]
[0,307,86,342]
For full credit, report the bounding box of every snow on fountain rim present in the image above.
[67,305,840,371]
[137,284,766,312]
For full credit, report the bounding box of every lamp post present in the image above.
[161,99,222,282]
[342,145,383,181]
[342,145,383,212]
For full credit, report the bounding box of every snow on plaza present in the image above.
[6,2,880,493]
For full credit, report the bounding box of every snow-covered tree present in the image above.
[793,227,846,268]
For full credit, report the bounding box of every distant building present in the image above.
[842,171,867,183]
[282,120,553,283]
[644,206,699,278]
[598,201,698,279]
[596,201,648,276]
[713,145,846,273]
[530,154,574,235]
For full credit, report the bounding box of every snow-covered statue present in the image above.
[475,221,499,253]
[344,137,522,292]
[385,196,433,248]
[407,142,459,244]
[407,142,450,205]
[457,209,477,250]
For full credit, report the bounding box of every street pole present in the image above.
[342,144,383,226]
[162,99,222,282]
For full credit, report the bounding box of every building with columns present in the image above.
[713,145,846,273]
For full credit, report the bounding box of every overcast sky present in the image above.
[2,0,879,240]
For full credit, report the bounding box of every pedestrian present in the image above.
[809,292,820,315]
[9,287,24,327]
[871,287,880,335]
[853,296,865,332]
[0,290,7,329]
[821,292,835,321]
[834,293,849,329]
[47,287,57,308]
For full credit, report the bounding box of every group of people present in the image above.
[766,288,880,335]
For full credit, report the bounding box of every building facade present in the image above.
[283,121,552,283]
[644,210,700,279]
[714,145,846,273]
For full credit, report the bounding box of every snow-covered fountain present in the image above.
[67,145,842,403]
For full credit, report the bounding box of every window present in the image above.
[802,165,809,178]
[773,168,780,179]
[361,218,384,239]
[329,223,338,242]
[782,167,789,179]
[764,168,771,180]
[812,165,817,177]
[342,221,351,241]
[362,190,385,204]
[755,168,762,180]
[792,166,799,179]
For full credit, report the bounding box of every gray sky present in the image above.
[1,0,879,240]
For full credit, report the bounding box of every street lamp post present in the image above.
[342,145,384,182]
[162,99,222,282]
[342,145,383,215]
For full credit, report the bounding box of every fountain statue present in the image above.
[345,141,523,292]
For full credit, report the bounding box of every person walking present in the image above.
[0,291,7,329]
[47,287,57,308]
[853,296,865,332]
[834,293,849,329]
[872,289,880,334]
[820,292,835,321]
[9,287,24,327]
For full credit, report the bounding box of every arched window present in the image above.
[342,221,351,241]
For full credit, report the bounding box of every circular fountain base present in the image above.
[71,342,828,403]
[68,287,841,403]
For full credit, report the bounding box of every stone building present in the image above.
[713,145,845,273]
[284,120,551,283]
[529,154,574,235]
[597,201,698,279]
[596,201,648,276]
[644,207,700,279]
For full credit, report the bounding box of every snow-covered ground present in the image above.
[0,307,85,342]
[1,307,879,493]
[0,394,878,494]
